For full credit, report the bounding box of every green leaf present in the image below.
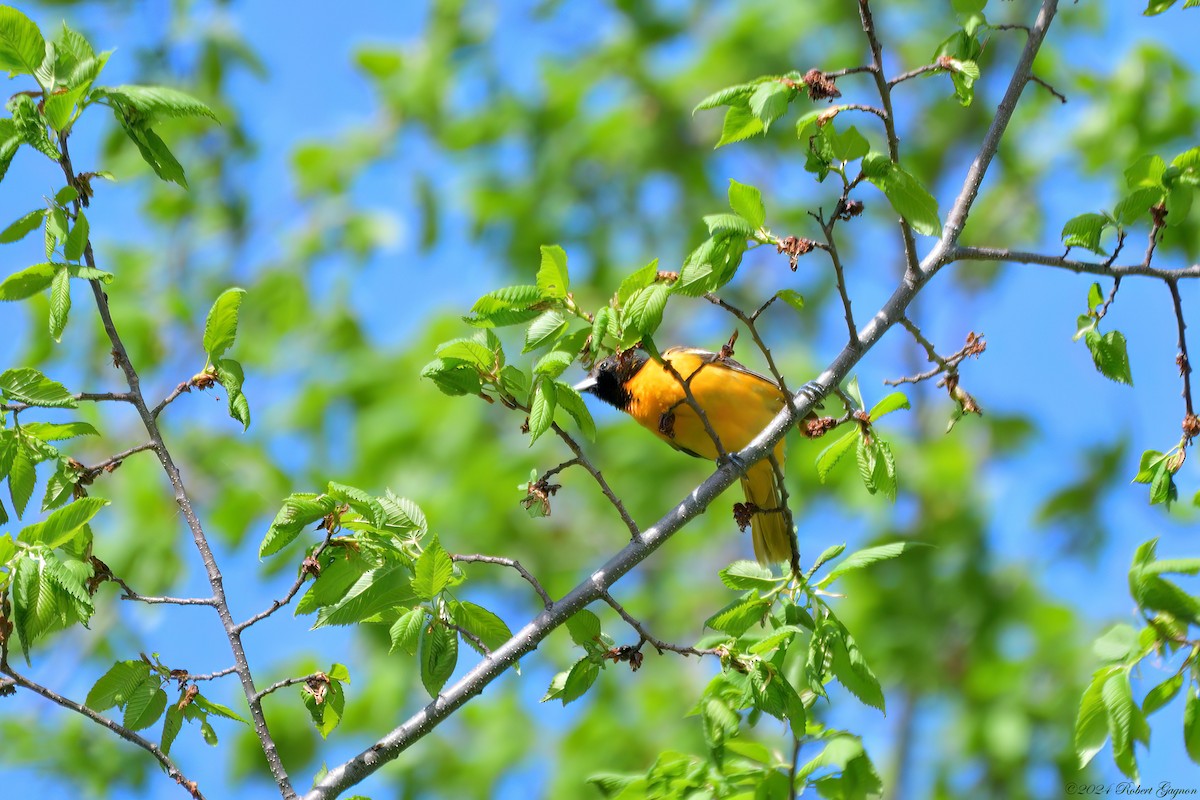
[0,6,47,76]
[296,551,371,616]
[566,609,601,647]
[63,211,89,261]
[114,118,189,187]
[528,377,556,445]
[419,621,459,697]
[1091,623,1140,663]
[693,81,758,113]
[727,180,765,229]
[827,125,870,162]
[0,263,57,301]
[42,83,89,134]
[523,310,568,354]
[464,285,543,327]
[303,677,345,739]
[161,703,183,756]
[1087,282,1104,311]
[48,265,69,341]
[816,427,858,482]
[18,497,107,549]
[67,264,114,283]
[817,542,926,588]
[259,493,339,558]
[421,358,483,397]
[715,103,763,148]
[412,537,453,600]
[1185,687,1200,764]
[1075,667,1119,769]
[862,154,942,236]
[1102,668,1146,778]
[554,382,596,441]
[703,213,755,237]
[616,259,659,305]
[192,693,249,724]
[1125,154,1167,188]
[8,442,35,519]
[98,84,218,123]
[775,289,804,313]
[561,657,601,705]
[0,367,76,407]
[203,287,246,360]
[0,532,14,564]
[87,660,151,711]
[704,596,769,637]
[1061,213,1111,255]
[450,600,513,653]
[1083,329,1133,385]
[436,335,499,372]
[719,560,779,591]
[214,358,251,430]
[830,625,885,712]
[868,391,910,420]
[747,81,789,132]
[0,119,17,182]
[314,564,416,628]
[11,552,54,661]
[1142,673,1184,716]
[0,209,45,243]
[536,244,569,299]
[381,490,428,536]
[1114,186,1165,226]
[622,282,671,339]
[389,607,426,655]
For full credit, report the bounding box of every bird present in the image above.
[574,346,794,565]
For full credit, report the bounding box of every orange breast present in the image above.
[623,350,786,462]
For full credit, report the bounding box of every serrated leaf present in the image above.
[8,442,36,518]
[203,287,246,360]
[214,358,250,430]
[828,124,870,162]
[815,427,858,482]
[554,382,596,441]
[523,310,568,354]
[1061,213,1111,255]
[1084,329,1133,385]
[87,660,151,711]
[830,625,885,712]
[704,596,769,637]
[728,180,765,229]
[419,621,458,697]
[48,265,70,341]
[303,678,345,739]
[381,490,428,536]
[193,693,249,724]
[18,497,107,549]
[868,391,910,420]
[161,703,183,756]
[0,263,57,301]
[716,103,763,148]
[1092,623,1140,663]
[817,542,926,588]
[747,81,790,132]
[536,244,569,299]
[566,609,601,647]
[703,212,755,237]
[541,670,569,703]
[0,6,47,76]
[421,357,482,397]
[412,537,453,600]
[561,657,600,705]
[719,560,779,591]
[0,367,76,408]
[314,564,416,628]
[258,493,339,558]
[693,81,757,113]
[64,211,89,262]
[99,84,218,123]
[616,259,659,305]
[67,264,114,283]
[450,600,513,653]
[1114,186,1165,226]
[862,154,942,236]
[528,377,556,445]
[0,209,45,244]
[389,607,427,655]
[621,282,671,339]
[1186,688,1200,764]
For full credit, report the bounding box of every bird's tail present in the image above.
[740,454,794,566]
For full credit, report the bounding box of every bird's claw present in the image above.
[719,451,749,476]
[797,380,824,408]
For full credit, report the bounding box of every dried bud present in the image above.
[732,501,758,532]
[802,69,842,101]
[834,198,864,221]
[177,684,199,710]
[802,416,839,439]
[1184,414,1200,441]
[776,235,816,271]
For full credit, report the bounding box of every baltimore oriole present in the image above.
[575,346,794,565]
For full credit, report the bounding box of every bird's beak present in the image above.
[573,375,598,394]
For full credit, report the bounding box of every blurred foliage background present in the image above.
[1,1,1199,798]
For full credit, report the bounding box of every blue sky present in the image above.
[3,1,1200,798]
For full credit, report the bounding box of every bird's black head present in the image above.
[573,350,649,411]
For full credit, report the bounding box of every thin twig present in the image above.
[789,734,803,800]
[812,209,860,345]
[550,421,640,538]
[108,573,217,606]
[653,348,731,461]
[1030,74,1067,103]
[837,103,888,121]
[81,441,156,480]
[254,673,324,702]
[2,390,135,413]
[601,592,720,658]
[233,532,333,633]
[186,666,240,682]
[57,134,297,799]
[152,380,195,419]
[451,554,553,609]
[1167,279,1195,419]
[886,62,944,87]
[859,0,922,280]
[825,65,875,79]
[951,246,1200,280]
[1,667,205,799]
[447,622,491,655]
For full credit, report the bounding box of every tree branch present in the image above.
[306,2,1060,796]
[56,135,297,799]
[951,245,1200,280]
[0,666,206,799]
[451,554,553,609]
[233,533,332,633]
[600,592,721,658]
